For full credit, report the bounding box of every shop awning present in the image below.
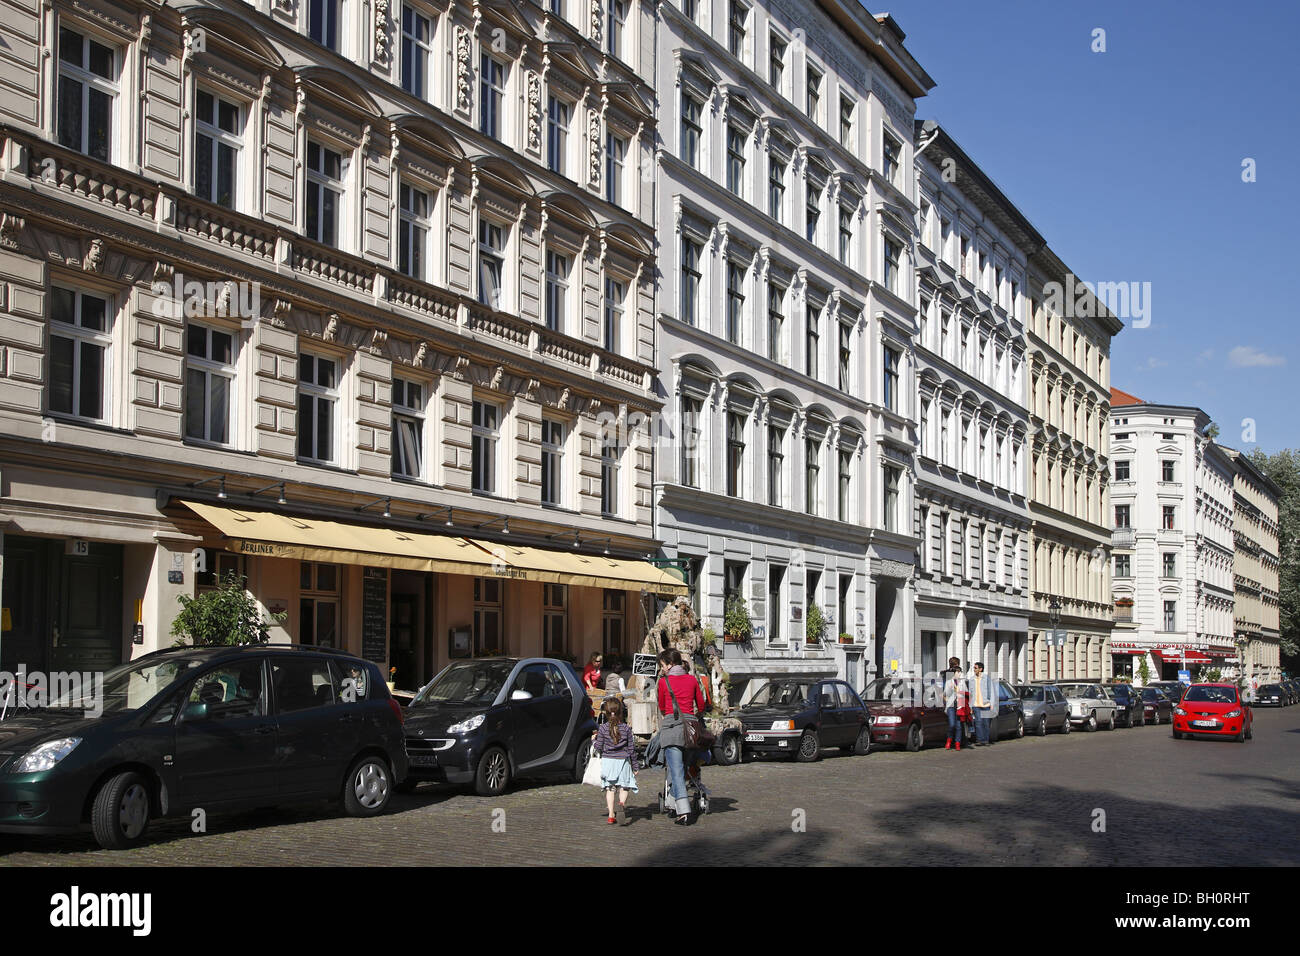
[181,500,687,595]
[1110,648,1147,655]
[1153,648,1212,664]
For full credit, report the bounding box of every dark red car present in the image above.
[858,677,953,751]
[1172,683,1253,742]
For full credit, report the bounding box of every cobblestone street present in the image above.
[3,706,1297,867]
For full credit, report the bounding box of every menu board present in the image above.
[362,567,388,664]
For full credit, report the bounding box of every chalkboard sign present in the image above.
[362,567,388,665]
[632,653,658,678]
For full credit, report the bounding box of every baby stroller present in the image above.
[655,747,711,818]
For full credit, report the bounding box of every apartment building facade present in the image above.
[1108,391,1236,680]
[1219,446,1281,685]
[651,0,933,699]
[1023,254,1121,682]
[911,122,1032,684]
[0,0,684,685]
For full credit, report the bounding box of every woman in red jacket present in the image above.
[657,649,706,825]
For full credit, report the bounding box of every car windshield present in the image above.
[1261,685,1281,693]
[749,681,810,707]
[1183,686,1237,704]
[1018,686,1046,702]
[1056,684,1090,697]
[859,678,920,703]
[414,660,515,706]
[44,656,206,715]
[1141,689,1164,701]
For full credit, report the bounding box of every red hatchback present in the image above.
[1172,683,1253,742]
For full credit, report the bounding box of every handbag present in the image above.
[665,678,715,750]
[581,742,602,787]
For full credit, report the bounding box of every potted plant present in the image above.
[701,627,718,649]
[838,631,853,644]
[723,595,752,644]
[806,603,826,645]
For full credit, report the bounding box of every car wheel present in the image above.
[795,728,821,762]
[906,723,923,752]
[1107,713,1116,731]
[1234,727,1245,743]
[1015,715,1025,739]
[343,755,392,817]
[475,746,512,796]
[1124,711,1134,728]
[1245,723,1253,740]
[572,741,592,782]
[1172,729,1183,740]
[1087,711,1098,732]
[91,771,152,851]
[1037,716,1048,737]
[853,725,871,756]
[715,733,743,766]
[1061,715,1072,734]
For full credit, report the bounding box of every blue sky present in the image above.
[874,0,1298,453]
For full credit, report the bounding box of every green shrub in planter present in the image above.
[806,603,826,644]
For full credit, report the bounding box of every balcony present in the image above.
[1112,527,1135,549]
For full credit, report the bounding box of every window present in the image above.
[185,324,235,445]
[305,141,344,247]
[57,27,118,162]
[768,155,786,222]
[308,0,341,50]
[398,182,430,279]
[724,561,747,607]
[940,512,951,575]
[194,89,242,209]
[806,66,821,121]
[725,261,745,345]
[839,94,854,147]
[299,563,340,647]
[767,564,785,644]
[838,448,852,521]
[767,423,785,507]
[1115,553,1130,578]
[478,218,506,308]
[726,124,746,197]
[769,31,787,90]
[805,174,821,243]
[940,410,950,463]
[681,395,702,487]
[1115,460,1130,481]
[767,284,785,362]
[838,574,852,639]
[392,377,424,478]
[883,133,901,186]
[472,399,500,494]
[297,352,338,463]
[805,304,820,379]
[600,428,620,516]
[1162,552,1176,578]
[603,277,625,352]
[540,418,565,506]
[401,6,432,97]
[838,205,853,264]
[547,96,570,174]
[726,411,746,498]
[605,131,626,205]
[49,287,110,421]
[606,0,628,58]
[479,54,506,139]
[602,590,627,657]
[883,464,900,532]
[1161,459,1175,482]
[883,237,902,294]
[805,568,821,629]
[1114,504,1130,528]
[681,92,702,167]
[838,320,852,391]
[919,398,930,457]
[543,584,567,657]
[545,250,569,332]
[882,346,900,412]
[728,0,748,58]
[473,577,504,655]
[805,436,821,514]
[1163,600,1176,633]
[1162,505,1176,530]
[680,237,702,324]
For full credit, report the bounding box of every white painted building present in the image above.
[1109,391,1236,680]
[651,0,933,699]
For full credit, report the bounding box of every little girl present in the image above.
[593,697,639,824]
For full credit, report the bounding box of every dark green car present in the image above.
[0,645,407,850]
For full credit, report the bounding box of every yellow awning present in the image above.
[181,501,688,595]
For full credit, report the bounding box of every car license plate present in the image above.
[410,755,439,766]
[745,734,764,742]
[1192,720,1217,728]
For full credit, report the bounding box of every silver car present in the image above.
[1054,682,1119,731]
[1016,683,1072,735]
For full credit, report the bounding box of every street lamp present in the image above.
[1049,598,1062,682]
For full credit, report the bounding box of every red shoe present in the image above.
[944,738,952,750]
[955,739,962,751]
[607,816,617,825]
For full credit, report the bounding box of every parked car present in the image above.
[0,645,406,850]
[1055,682,1119,731]
[859,677,952,750]
[734,679,870,761]
[1254,684,1287,707]
[1102,683,1146,727]
[1139,687,1175,724]
[1172,683,1253,742]
[1016,684,1071,735]
[1148,681,1187,704]
[401,657,595,796]
[990,679,1026,740]
[1283,680,1300,705]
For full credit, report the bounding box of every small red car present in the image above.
[1172,683,1253,742]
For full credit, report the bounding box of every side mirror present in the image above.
[511,689,533,701]
[152,700,179,724]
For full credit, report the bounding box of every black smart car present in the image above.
[401,657,597,796]
[732,679,870,762]
[0,645,407,850]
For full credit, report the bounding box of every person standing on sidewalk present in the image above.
[970,661,995,746]
[943,657,968,751]
[593,697,639,824]
[657,649,706,826]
